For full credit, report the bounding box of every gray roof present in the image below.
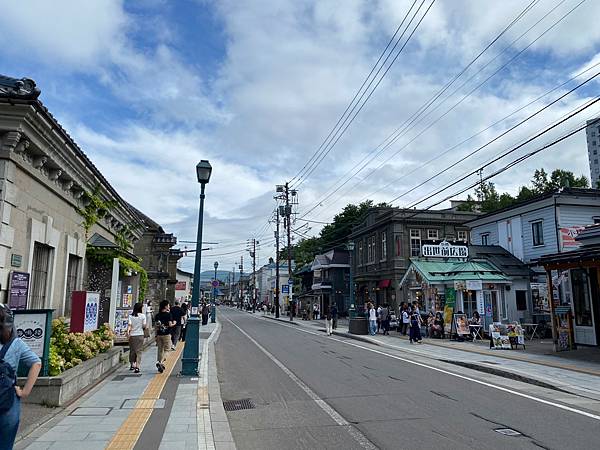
[0,74,40,99]
[469,245,533,278]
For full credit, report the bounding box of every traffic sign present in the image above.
[288,278,294,285]
[282,285,289,294]
[211,280,219,288]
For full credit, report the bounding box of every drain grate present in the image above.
[494,428,522,436]
[223,398,255,411]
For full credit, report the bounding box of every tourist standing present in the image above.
[380,304,390,335]
[154,300,175,373]
[0,304,41,450]
[331,304,338,330]
[409,307,423,344]
[127,302,146,373]
[180,302,189,342]
[368,303,377,336]
[400,304,410,335]
[325,309,333,336]
[201,303,210,325]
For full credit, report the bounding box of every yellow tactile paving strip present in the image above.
[106,342,185,450]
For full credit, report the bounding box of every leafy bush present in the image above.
[48,318,115,376]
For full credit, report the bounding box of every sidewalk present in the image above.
[262,314,600,400]
[15,321,235,450]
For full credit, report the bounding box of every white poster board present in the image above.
[84,292,100,332]
[14,313,46,357]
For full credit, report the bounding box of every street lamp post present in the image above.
[181,160,212,376]
[211,261,218,323]
[346,242,355,316]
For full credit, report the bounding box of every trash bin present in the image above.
[348,317,369,335]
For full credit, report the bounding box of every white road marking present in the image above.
[222,314,377,450]
[247,312,600,422]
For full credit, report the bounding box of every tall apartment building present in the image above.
[585,118,600,188]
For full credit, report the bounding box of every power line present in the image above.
[288,0,419,185]
[295,0,539,217]
[405,97,600,210]
[387,69,600,204]
[300,0,584,220]
[292,0,436,189]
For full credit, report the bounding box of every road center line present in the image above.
[222,314,377,450]
[248,312,600,422]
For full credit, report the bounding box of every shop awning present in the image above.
[400,258,510,286]
[378,279,391,288]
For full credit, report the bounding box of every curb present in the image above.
[262,314,300,326]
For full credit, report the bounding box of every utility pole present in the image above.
[239,256,244,309]
[285,182,293,322]
[274,207,280,318]
[232,265,236,306]
[250,238,257,313]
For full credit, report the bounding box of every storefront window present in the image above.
[464,290,477,317]
[571,269,593,327]
[394,233,401,257]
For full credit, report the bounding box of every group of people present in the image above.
[367,301,425,343]
[127,299,214,374]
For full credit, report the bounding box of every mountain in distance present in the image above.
[198,270,240,282]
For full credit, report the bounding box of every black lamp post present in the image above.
[181,160,212,376]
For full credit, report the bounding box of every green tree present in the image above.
[548,169,588,190]
[531,168,550,193]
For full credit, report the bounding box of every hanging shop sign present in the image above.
[421,240,468,258]
[466,280,483,291]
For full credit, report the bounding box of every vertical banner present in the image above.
[9,271,30,310]
[84,292,100,332]
[443,288,456,333]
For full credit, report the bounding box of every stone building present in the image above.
[350,206,479,311]
[0,74,160,325]
[130,207,181,310]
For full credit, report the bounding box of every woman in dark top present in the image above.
[154,300,175,373]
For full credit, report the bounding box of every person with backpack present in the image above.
[0,304,41,450]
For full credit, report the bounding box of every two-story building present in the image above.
[350,206,479,312]
[467,188,600,346]
[310,248,350,317]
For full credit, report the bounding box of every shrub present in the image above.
[48,318,114,375]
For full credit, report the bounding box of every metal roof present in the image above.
[403,259,510,285]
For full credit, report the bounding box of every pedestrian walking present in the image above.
[0,304,41,450]
[368,302,377,336]
[313,303,319,320]
[331,304,338,329]
[201,303,210,325]
[325,309,333,336]
[180,302,189,342]
[376,305,382,333]
[409,307,423,344]
[380,304,390,335]
[127,302,146,373]
[169,301,184,349]
[155,300,175,373]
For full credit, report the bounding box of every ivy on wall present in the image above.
[86,246,148,302]
[75,185,116,239]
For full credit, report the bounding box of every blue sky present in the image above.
[2,0,600,273]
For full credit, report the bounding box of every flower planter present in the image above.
[17,347,122,407]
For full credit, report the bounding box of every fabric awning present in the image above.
[378,279,391,288]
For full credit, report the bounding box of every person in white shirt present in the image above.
[376,305,382,334]
[368,302,377,335]
[127,302,147,373]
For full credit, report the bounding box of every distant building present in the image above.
[585,118,600,188]
[175,268,193,303]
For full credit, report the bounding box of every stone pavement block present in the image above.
[213,430,234,442]
[165,423,190,433]
[169,416,197,425]
[37,431,90,442]
[21,442,52,450]
[162,431,198,443]
[216,442,237,450]
[86,431,116,440]
[48,441,107,450]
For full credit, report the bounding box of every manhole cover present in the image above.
[70,407,111,416]
[223,398,255,411]
[495,428,521,436]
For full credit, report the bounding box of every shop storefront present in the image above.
[537,225,600,349]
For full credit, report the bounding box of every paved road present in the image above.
[215,308,600,450]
